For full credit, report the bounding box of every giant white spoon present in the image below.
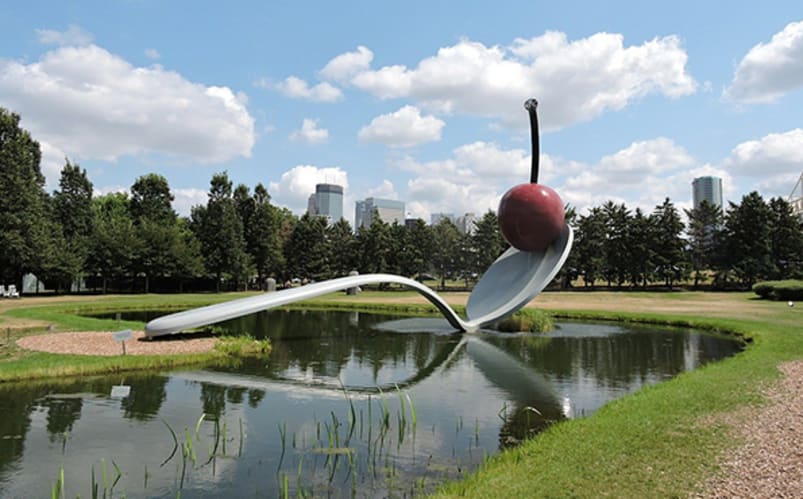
[143,225,572,337]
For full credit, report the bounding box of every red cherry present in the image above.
[498,183,564,251]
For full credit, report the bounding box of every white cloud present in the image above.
[36,25,93,46]
[453,141,529,179]
[358,106,444,147]
[597,137,695,183]
[406,177,500,220]
[0,45,255,170]
[171,188,208,216]
[324,33,695,129]
[268,165,348,214]
[38,140,69,189]
[724,20,803,103]
[756,173,802,200]
[290,118,329,144]
[145,48,161,60]
[365,179,398,199]
[319,45,373,83]
[722,129,803,176]
[274,76,343,102]
[561,138,701,214]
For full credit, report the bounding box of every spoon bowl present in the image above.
[465,224,573,330]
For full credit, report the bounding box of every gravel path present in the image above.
[698,360,802,498]
[16,330,218,356]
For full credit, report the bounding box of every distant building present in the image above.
[790,172,803,220]
[404,218,420,230]
[692,176,723,210]
[308,183,343,224]
[355,197,405,229]
[430,213,455,226]
[455,213,477,235]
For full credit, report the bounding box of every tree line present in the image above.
[2,108,801,294]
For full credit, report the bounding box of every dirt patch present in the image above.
[16,330,218,356]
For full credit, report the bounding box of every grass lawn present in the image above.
[0,290,801,497]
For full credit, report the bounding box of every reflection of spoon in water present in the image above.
[145,99,572,337]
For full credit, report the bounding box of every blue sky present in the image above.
[1,1,802,224]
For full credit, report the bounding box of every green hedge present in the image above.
[752,280,803,301]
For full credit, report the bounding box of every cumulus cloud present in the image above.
[724,20,803,103]
[560,138,701,214]
[268,165,348,213]
[319,45,373,83]
[722,129,803,176]
[145,48,161,60]
[171,187,209,216]
[596,137,696,183]
[453,141,530,179]
[0,44,255,171]
[273,76,343,102]
[358,106,444,147]
[38,140,70,189]
[36,25,93,46]
[406,176,500,221]
[290,118,329,144]
[322,32,696,129]
[365,179,398,199]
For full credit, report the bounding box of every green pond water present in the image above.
[0,309,742,498]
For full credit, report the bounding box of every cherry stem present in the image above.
[525,98,540,184]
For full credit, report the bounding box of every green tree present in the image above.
[602,201,631,287]
[49,160,94,291]
[0,108,50,289]
[130,174,192,293]
[327,218,357,277]
[625,207,654,288]
[767,197,803,279]
[405,218,434,279]
[192,172,251,291]
[471,210,506,278]
[575,207,606,287]
[129,173,175,224]
[684,200,724,288]
[356,213,392,276]
[722,192,773,288]
[650,198,686,288]
[86,193,138,293]
[283,212,329,281]
[245,184,284,287]
[431,218,461,289]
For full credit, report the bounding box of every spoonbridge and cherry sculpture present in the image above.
[145,99,573,338]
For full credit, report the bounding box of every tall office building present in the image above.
[692,176,723,210]
[455,213,477,235]
[790,172,803,220]
[355,197,405,229]
[308,183,343,223]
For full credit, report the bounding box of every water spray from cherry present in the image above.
[498,99,565,251]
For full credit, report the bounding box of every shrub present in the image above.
[752,280,803,301]
[495,308,554,333]
[215,334,272,357]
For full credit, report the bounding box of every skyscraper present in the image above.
[308,183,343,223]
[790,172,803,220]
[692,176,723,210]
[355,197,405,229]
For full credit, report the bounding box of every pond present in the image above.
[0,309,742,498]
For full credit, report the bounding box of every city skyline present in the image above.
[1,2,802,226]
